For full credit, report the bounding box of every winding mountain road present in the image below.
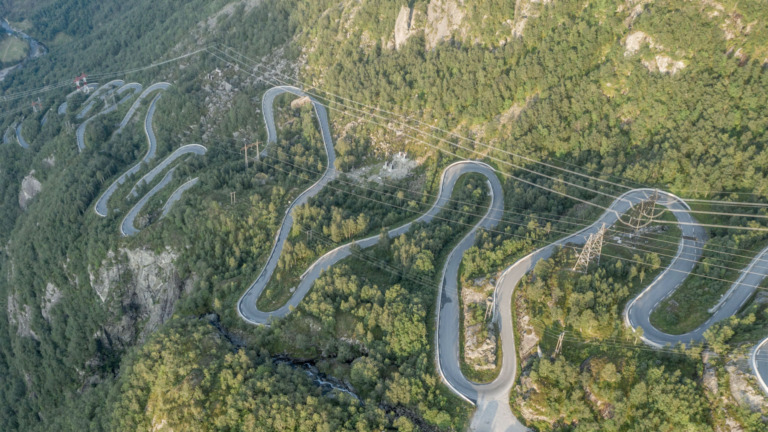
[75,79,124,120]
[94,90,166,216]
[236,85,768,429]
[76,90,128,151]
[121,168,175,236]
[238,86,337,323]
[15,121,28,149]
[58,83,99,115]
[82,80,205,237]
[116,82,170,133]
[116,82,143,105]
[127,144,207,198]
[161,177,199,218]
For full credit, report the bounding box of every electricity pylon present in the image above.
[620,190,664,245]
[572,223,607,273]
[553,332,566,358]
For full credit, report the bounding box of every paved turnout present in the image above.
[94,90,167,216]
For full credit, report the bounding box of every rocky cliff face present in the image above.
[18,170,41,210]
[388,0,465,50]
[7,293,38,340]
[90,247,194,348]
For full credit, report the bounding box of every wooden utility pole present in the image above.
[241,140,261,169]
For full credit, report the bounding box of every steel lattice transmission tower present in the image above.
[572,223,607,273]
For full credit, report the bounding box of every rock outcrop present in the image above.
[394,6,419,50]
[642,55,686,74]
[90,247,193,347]
[19,170,41,210]
[425,0,465,49]
[7,293,38,340]
[623,31,686,75]
[41,282,62,322]
[388,0,465,50]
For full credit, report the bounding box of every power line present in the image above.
[201,83,768,279]
[279,217,767,361]
[0,47,209,105]
[240,149,768,290]
[208,46,768,230]
[217,43,768,212]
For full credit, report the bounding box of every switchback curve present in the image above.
[94,89,167,216]
[235,86,768,428]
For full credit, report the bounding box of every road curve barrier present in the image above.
[15,121,28,149]
[751,336,768,396]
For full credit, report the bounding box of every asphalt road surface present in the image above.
[95,90,166,216]
[235,86,768,428]
[116,82,170,133]
[116,82,143,105]
[127,144,207,198]
[161,178,199,218]
[120,168,175,236]
[15,121,28,149]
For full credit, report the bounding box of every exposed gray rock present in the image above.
[19,170,41,210]
[89,247,193,347]
[7,293,38,340]
[41,282,61,322]
[394,6,419,50]
[425,0,465,50]
[512,0,552,39]
[726,360,767,412]
[643,55,686,74]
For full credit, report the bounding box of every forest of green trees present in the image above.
[513,246,766,431]
[0,0,767,431]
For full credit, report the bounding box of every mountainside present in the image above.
[0,1,767,431]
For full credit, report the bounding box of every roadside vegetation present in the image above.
[512,245,709,430]
[651,206,768,334]
[0,0,767,431]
